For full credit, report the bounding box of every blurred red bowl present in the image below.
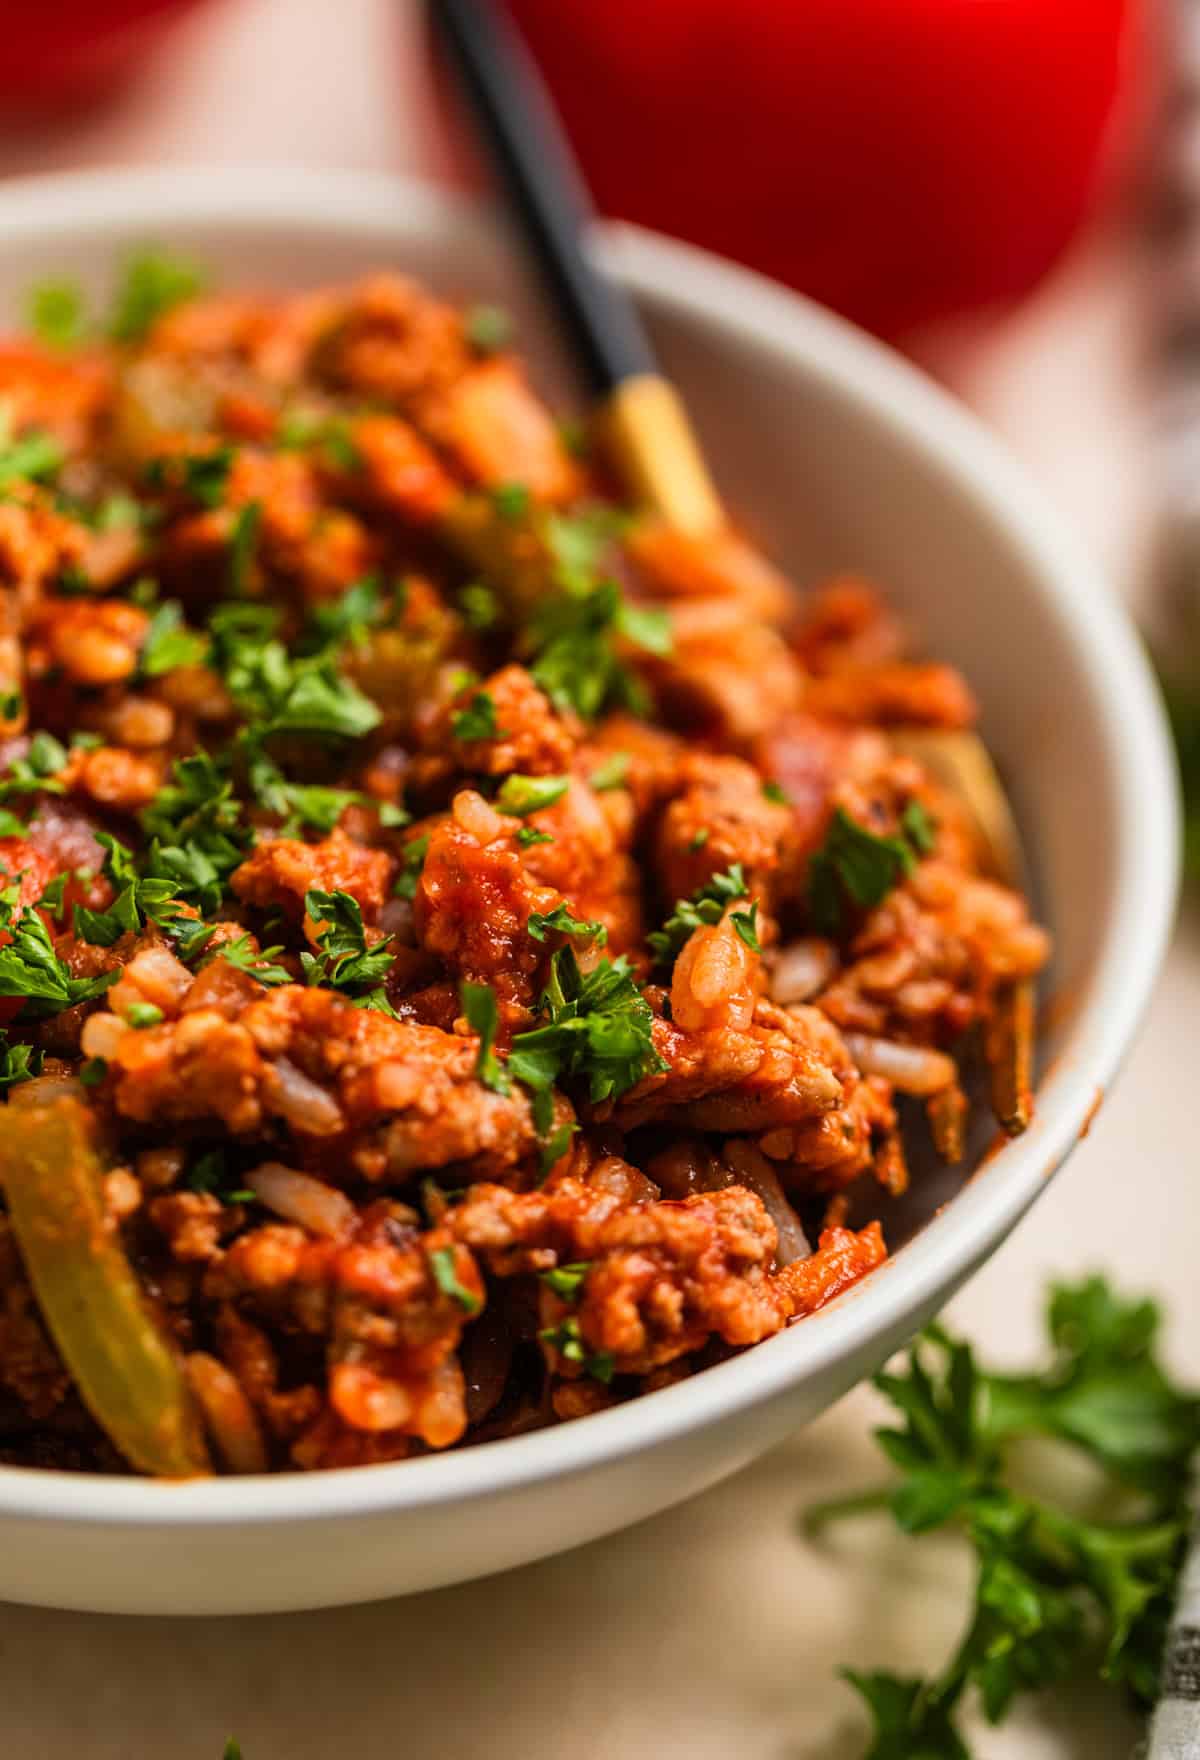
[458,0,1154,340]
[0,0,210,111]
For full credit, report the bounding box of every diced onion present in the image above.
[843,1033,957,1095]
[245,1161,355,1239]
[770,940,839,1005]
[722,1140,811,1267]
[262,1056,345,1136]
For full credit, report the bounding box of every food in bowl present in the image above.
[0,259,1050,1477]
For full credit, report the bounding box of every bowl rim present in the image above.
[0,163,1179,1528]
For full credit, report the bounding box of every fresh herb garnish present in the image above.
[492,482,530,523]
[187,1148,255,1206]
[394,834,431,902]
[28,279,86,350]
[539,1315,614,1384]
[212,933,292,988]
[0,884,116,1017]
[529,578,670,722]
[460,980,510,1096]
[459,581,499,631]
[108,249,206,344]
[0,731,67,806]
[464,304,512,353]
[539,1261,591,1301]
[125,1001,163,1028]
[429,1244,482,1314]
[508,946,665,1105]
[808,1276,1200,1756]
[494,773,568,817]
[139,599,208,678]
[228,500,261,595]
[0,1039,43,1090]
[762,779,791,805]
[145,445,234,509]
[526,902,606,946]
[0,430,64,490]
[452,690,500,744]
[807,805,932,935]
[516,826,554,849]
[588,752,630,792]
[298,575,383,655]
[140,754,251,914]
[300,890,394,996]
[647,864,752,967]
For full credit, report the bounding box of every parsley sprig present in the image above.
[647,864,757,967]
[509,947,666,1108]
[807,802,935,935]
[0,883,116,1017]
[808,1277,1200,1756]
[301,889,396,1012]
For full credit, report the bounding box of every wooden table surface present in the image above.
[0,3,1190,1755]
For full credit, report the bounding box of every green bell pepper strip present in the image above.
[0,1097,211,1477]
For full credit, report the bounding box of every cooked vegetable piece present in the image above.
[0,1098,211,1477]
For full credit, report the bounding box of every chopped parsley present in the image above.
[394,834,431,901]
[0,731,67,805]
[78,1056,107,1088]
[214,934,292,988]
[27,278,86,350]
[762,779,791,805]
[145,445,234,508]
[301,890,395,996]
[527,902,606,946]
[491,481,530,523]
[810,1276,1200,1755]
[125,1001,163,1028]
[108,248,206,344]
[460,980,510,1096]
[208,601,381,745]
[0,1039,43,1091]
[186,1148,255,1206]
[589,752,630,792]
[459,581,499,631]
[902,798,937,855]
[647,864,753,967]
[464,303,512,353]
[494,773,568,817]
[139,599,208,678]
[298,575,384,655]
[73,832,181,947]
[429,1244,482,1314]
[530,579,670,722]
[508,946,666,1105]
[539,1315,614,1384]
[0,885,116,1018]
[516,826,554,849]
[452,690,500,744]
[0,429,64,490]
[730,899,761,953]
[537,1119,577,1179]
[688,828,710,851]
[277,410,360,472]
[539,1260,591,1301]
[807,805,932,935]
[140,754,251,914]
[228,500,261,595]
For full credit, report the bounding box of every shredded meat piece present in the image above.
[451,1177,884,1375]
[654,752,797,911]
[232,827,394,927]
[418,664,577,780]
[105,980,536,1179]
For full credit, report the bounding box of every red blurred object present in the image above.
[499,0,1148,339]
[0,0,206,109]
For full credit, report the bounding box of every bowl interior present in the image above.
[0,173,1176,1538]
[0,179,1118,1250]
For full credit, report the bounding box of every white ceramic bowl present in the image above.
[0,168,1178,1616]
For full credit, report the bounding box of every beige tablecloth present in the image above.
[0,4,1189,1755]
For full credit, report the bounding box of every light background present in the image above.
[0,3,1193,1755]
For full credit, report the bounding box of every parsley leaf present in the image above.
[140,753,251,913]
[394,834,430,901]
[508,947,665,1105]
[0,430,64,490]
[539,1260,591,1301]
[452,690,500,743]
[526,902,606,946]
[464,304,512,353]
[0,731,67,806]
[459,581,499,631]
[228,500,261,595]
[0,886,116,1017]
[529,579,668,721]
[300,890,395,996]
[212,933,291,988]
[429,1244,482,1314]
[108,249,206,344]
[145,445,234,508]
[492,482,530,522]
[588,752,630,792]
[808,1277,1200,1756]
[647,864,752,967]
[298,575,383,655]
[28,279,86,350]
[460,980,510,1096]
[139,599,208,678]
[807,806,930,935]
[73,831,180,947]
[494,773,568,817]
[0,1039,43,1090]
[538,1315,614,1384]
